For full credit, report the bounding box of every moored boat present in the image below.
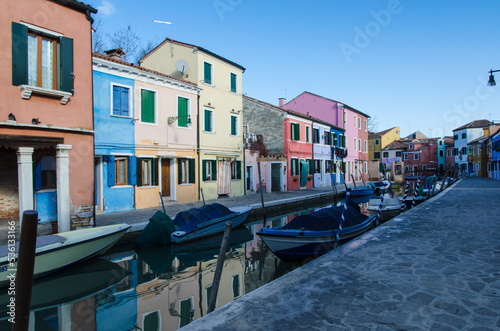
[0,223,130,286]
[350,185,375,203]
[257,201,375,262]
[366,197,403,222]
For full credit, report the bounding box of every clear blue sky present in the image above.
[86,0,500,138]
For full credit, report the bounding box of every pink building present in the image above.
[401,138,439,175]
[284,114,314,190]
[282,92,370,183]
[1,0,97,231]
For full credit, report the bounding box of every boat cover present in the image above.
[172,203,234,232]
[282,201,367,231]
[135,211,177,249]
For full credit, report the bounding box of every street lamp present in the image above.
[487,69,500,86]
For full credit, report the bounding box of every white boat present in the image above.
[366,197,403,222]
[0,224,130,286]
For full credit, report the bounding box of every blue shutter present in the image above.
[107,155,115,187]
[112,86,121,115]
[121,87,129,116]
[128,156,137,185]
[34,161,42,191]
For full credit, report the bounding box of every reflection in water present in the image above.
[0,205,342,330]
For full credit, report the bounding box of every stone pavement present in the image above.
[181,177,500,330]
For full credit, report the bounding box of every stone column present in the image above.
[17,147,34,227]
[56,144,72,233]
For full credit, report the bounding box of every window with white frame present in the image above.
[354,138,357,150]
[112,84,131,117]
[404,154,409,160]
[364,120,367,131]
[230,115,238,136]
[178,158,195,184]
[414,153,419,160]
[353,115,356,127]
[203,61,213,85]
[365,140,367,152]
[202,159,216,181]
[358,117,361,129]
[358,139,361,151]
[204,109,213,132]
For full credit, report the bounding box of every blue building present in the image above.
[93,52,136,213]
[311,121,345,187]
[492,130,500,180]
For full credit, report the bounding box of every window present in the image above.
[375,139,380,145]
[396,151,402,157]
[12,22,74,93]
[354,138,357,151]
[291,158,299,176]
[312,128,320,143]
[230,72,237,93]
[422,165,427,170]
[203,62,212,84]
[178,158,195,184]
[314,160,321,173]
[143,311,160,331]
[364,120,367,131]
[333,133,338,146]
[137,158,158,186]
[307,159,313,175]
[447,150,450,157]
[439,150,444,157]
[468,146,473,155]
[141,89,156,124]
[202,160,217,181]
[339,135,345,148]
[405,166,409,172]
[413,165,418,171]
[291,123,300,141]
[462,133,466,139]
[35,155,56,190]
[204,109,213,132]
[439,140,443,146]
[177,97,190,127]
[404,154,409,160]
[306,126,310,143]
[383,152,389,158]
[115,157,128,185]
[112,85,130,117]
[231,160,242,180]
[454,135,458,140]
[358,117,361,129]
[461,147,467,154]
[353,115,356,127]
[364,140,367,152]
[324,132,331,145]
[364,161,368,174]
[358,139,361,151]
[414,153,419,160]
[179,298,194,328]
[409,144,413,149]
[231,115,238,136]
[374,152,380,159]
[232,275,241,298]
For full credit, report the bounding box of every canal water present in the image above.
[0,205,342,331]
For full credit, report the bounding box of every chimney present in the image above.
[278,98,286,107]
[104,48,126,60]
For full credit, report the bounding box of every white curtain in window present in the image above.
[28,35,37,86]
[41,38,53,89]
[217,160,231,195]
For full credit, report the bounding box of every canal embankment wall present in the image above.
[180,177,500,330]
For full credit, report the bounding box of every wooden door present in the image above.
[162,159,170,197]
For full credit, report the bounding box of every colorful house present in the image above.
[285,113,313,190]
[491,130,500,179]
[281,92,370,183]
[93,51,201,212]
[401,138,439,176]
[311,122,345,187]
[369,127,400,162]
[140,39,245,201]
[467,136,488,177]
[453,120,493,174]
[1,0,96,231]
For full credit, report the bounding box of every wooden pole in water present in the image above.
[329,161,338,205]
[257,162,267,227]
[200,188,206,205]
[350,174,357,187]
[13,210,38,331]
[159,192,166,213]
[207,222,232,313]
[338,161,348,191]
[334,189,351,249]
[400,182,409,213]
[358,168,366,186]
[375,188,386,227]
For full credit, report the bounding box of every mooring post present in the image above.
[329,161,338,205]
[257,162,267,227]
[207,222,232,313]
[13,210,38,331]
[375,188,386,227]
[334,188,351,249]
[400,182,409,213]
[159,192,166,213]
[200,188,206,205]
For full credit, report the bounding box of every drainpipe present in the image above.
[90,18,97,227]
[197,92,201,202]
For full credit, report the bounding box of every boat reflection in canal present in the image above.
[0,204,342,330]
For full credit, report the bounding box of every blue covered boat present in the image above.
[257,201,375,262]
[350,185,375,203]
[170,203,252,244]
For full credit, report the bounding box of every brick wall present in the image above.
[0,150,19,219]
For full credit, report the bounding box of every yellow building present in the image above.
[140,39,246,200]
[369,127,400,161]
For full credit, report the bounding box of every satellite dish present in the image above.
[175,59,189,74]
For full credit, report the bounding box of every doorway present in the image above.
[161,159,171,198]
[271,163,281,192]
[246,165,253,192]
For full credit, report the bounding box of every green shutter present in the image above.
[212,160,217,180]
[60,36,74,93]
[141,90,155,123]
[295,124,300,141]
[178,159,182,184]
[144,312,159,331]
[236,160,241,179]
[230,73,237,93]
[12,22,28,86]
[189,159,195,184]
[204,109,211,131]
[178,97,188,127]
[204,62,212,84]
[180,299,192,327]
[152,158,159,186]
[202,160,207,181]
[136,158,142,186]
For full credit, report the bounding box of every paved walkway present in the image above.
[181,177,500,330]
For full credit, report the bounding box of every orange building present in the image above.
[0,0,97,231]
